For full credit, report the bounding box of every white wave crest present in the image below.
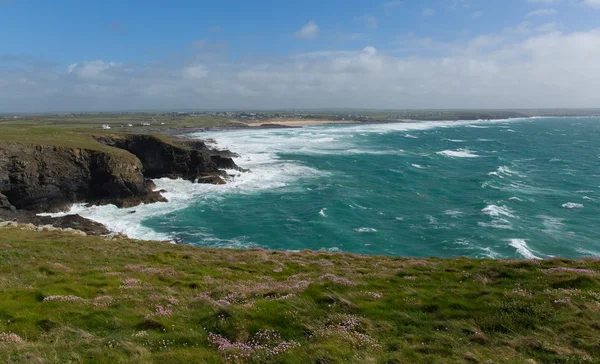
[482,205,516,218]
[488,166,524,179]
[508,239,541,260]
[562,202,584,209]
[436,149,479,158]
[354,227,377,233]
[319,208,328,217]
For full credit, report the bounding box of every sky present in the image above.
[1,0,600,112]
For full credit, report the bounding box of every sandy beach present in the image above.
[245,119,360,127]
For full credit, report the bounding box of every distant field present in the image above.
[1,228,600,363]
[1,109,599,134]
[0,114,245,132]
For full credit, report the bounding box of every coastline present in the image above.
[10,116,536,246]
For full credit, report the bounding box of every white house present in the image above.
[101,124,111,130]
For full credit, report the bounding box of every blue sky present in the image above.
[1,0,600,111]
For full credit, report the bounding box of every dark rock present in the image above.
[92,134,243,181]
[35,214,110,235]
[0,193,16,213]
[0,142,151,212]
[197,174,226,185]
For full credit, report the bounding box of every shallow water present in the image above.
[58,117,600,259]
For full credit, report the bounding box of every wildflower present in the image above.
[208,329,299,362]
[120,278,143,289]
[320,273,357,287]
[543,267,596,275]
[0,333,24,344]
[364,291,383,299]
[43,295,85,303]
[93,296,115,308]
[145,305,173,319]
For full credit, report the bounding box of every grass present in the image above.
[0,114,244,132]
[0,126,130,154]
[1,229,600,363]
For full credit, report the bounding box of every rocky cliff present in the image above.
[0,133,241,214]
[92,134,242,183]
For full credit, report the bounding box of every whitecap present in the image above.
[488,166,524,179]
[482,205,516,218]
[319,208,328,217]
[447,139,465,142]
[562,202,584,209]
[508,197,523,201]
[411,164,425,169]
[478,220,513,230]
[444,209,464,218]
[354,228,377,233]
[436,149,478,158]
[404,134,418,139]
[508,239,541,260]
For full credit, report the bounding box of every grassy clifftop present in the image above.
[1,229,599,363]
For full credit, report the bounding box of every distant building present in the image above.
[101,124,111,130]
[128,124,134,127]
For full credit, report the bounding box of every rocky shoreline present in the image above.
[0,132,243,235]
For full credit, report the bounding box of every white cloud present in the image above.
[527,8,558,16]
[423,8,435,16]
[3,28,600,111]
[582,0,600,8]
[183,64,208,79]
[293,21,319,39]
[67,60,120,81]
[471,11,483,18]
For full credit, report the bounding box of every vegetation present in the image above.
[1,228,600,363]
[0,114,243,132]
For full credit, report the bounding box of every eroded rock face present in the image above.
[0,193,16,213]
[0,142,158,212]
[92,134,242,181]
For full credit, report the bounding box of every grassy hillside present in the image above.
[0,127,125,154]
[1,228,599,363]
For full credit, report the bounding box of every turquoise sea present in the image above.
[67,117,600,259]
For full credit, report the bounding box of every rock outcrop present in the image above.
[0,142,163,212]
[92,134,242,183]
[0,133,241,216]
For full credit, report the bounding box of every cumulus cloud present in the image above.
[293,21,319,39]
[67,60,120,81]
[2,27,600,111]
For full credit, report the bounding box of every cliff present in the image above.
[0,130,241,214]
[92,134,243,183]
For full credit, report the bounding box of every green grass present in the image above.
[1,114,244,132]
[1,229,600,363]
[0,126,132,155]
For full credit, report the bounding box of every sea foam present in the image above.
[436,149,479,158]
[508,239,541,260]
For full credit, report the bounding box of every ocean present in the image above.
[61,117,600,259]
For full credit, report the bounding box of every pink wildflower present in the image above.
[0,333,24,344]
[43,295,85,303]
